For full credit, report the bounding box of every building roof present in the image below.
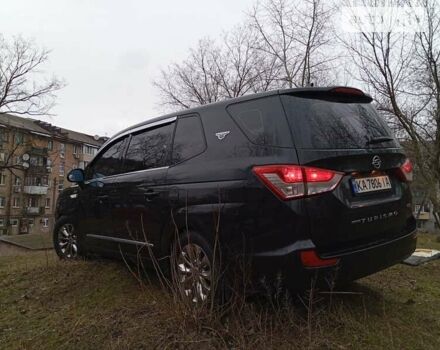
[59,127,105,147]
[0,113,106,147]
[0,113,50,135]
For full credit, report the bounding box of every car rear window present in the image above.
[227,96,293,148]
[281,95,398,149]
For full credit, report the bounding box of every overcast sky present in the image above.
[0,0,255,137]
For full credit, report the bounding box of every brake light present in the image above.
[330,87,364,96]
[300,250,339,268]
[253,165,343,200]
[397,158,413,182]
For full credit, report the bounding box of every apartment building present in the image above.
[0,113,107,235]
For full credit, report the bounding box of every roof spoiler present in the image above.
[280,86,373,103]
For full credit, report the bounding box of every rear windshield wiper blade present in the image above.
[366,136,394,145]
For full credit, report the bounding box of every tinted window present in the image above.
[86,137,127,179]
[172,116,205,163]
[227,96,293,147]
[124,123,174,172]
[281,95,398,149]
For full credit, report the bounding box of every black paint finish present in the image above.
[56,87,416,289]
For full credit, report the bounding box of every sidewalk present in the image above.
[0,232,53,251]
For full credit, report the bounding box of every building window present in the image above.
[84,145,97,155]
[14,176,21,186]
[10,219,19,226]
[0,172,6,185]
[48,140,53,151]
[59,161,65,176]
[58,182,64,192]
[45,198,50,208]
[30,155,45,167]
[0,129,8,142]
[0,219,4,227]
[42,218,49,228]
[0,152,6,162]
[0,197,5,208]
[14,132,24,145]
[60,143,65,158]
[12,197,20,208]
[73,144,81,154]
[28,197,39,207]
[25,176,48,186]
[28,218,34,226]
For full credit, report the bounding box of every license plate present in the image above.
[352,175,392,194]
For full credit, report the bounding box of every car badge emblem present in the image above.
[372,155,381,169]
[215,131,230,140]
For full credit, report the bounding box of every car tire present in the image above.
[171,231,226,304]
[53,216,84,260]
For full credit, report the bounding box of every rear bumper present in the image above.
[250,229,417,290]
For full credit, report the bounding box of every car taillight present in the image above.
[253,165,343,200]
[396,158,413,182]
[300,250,339,268]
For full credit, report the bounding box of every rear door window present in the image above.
[171,115,206,164]
[227,96,293,148]
[123,122,174,172]
[281,95,398,149]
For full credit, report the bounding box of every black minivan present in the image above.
[55,87,416,301]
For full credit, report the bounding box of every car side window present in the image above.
[227,96,293,147]
[123,122,175,172]
[171,115,206,164]
[85,137,128,180]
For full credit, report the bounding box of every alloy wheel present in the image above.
[57,223,78,259]
[175,242,212,303]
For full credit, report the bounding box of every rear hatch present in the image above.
[280,89,414,254]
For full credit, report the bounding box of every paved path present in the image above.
[0,241,28,256]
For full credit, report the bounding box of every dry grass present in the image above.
[0,233,439,349]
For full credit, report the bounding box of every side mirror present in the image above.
[67,168,85,183]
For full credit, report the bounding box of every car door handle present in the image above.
[144,190,160,202]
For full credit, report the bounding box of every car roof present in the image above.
[108,86,371,144]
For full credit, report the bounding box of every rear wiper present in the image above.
[366,136,394,145]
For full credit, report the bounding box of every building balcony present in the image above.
[26,165,51,174]
[23,185,48,195]
[417,212,430,221]
[28,146,48,156]
[24,206,45,216]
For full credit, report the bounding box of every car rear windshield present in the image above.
[281,95,399,149]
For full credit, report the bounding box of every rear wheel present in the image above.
[171,232,215,304]
[53,217,82,259]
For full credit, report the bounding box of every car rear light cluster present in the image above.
[396,158,413,182]
[253,165,343,200]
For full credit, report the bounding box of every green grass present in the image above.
[0,233,439,349]
[0,233,52,250]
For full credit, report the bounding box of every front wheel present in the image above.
[53,217,81,259]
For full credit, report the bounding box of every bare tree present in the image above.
[249,0,336,88]
[154,1,335,110]
[154,38,222,110]
[153,25,280,110]
[342,0,440,225]
[0,35,63,116]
